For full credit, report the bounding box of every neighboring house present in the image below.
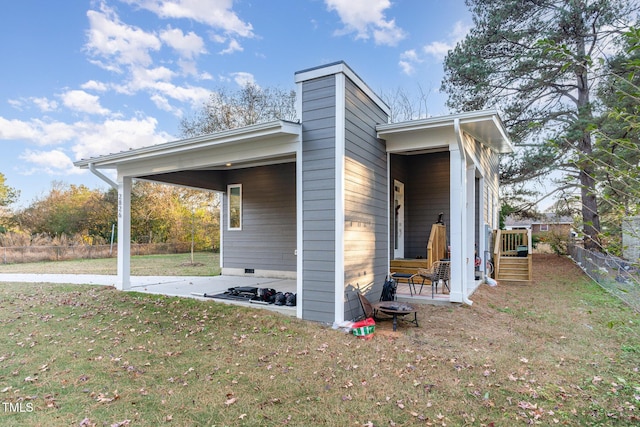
[505,214,574,238]
[75,61,513,325]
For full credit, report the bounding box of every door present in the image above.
[394,180,405,259]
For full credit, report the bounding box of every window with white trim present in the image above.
[539,224,549,231]
[227,184,242,230]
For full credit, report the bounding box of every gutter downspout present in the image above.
[453,119,474,306]
[88,163,118,190]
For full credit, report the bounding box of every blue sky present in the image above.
[0,0,472,207]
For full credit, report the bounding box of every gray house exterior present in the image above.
[75,62,512,325]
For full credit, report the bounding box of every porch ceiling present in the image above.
[377,110,513,154]
[74,120,301,178]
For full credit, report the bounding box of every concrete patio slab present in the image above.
[0,274,297,315]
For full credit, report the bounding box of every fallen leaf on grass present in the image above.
[225,395,237,406]
[95,391,120,404]
[518,401,537,410]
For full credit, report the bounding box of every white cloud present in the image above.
[60,90,110,115]
[220,38,243,55]
[422,21,470,60]
[325,0,406,46]
[81,80,109,92]
[398,20,471,75]
[0,117,41,141]
[123,0,254,38]
[19,149,81,176]
[0,117,76,146]
[150,94,180,114]
[423,41,454,60]
[31,97,58,112]
[230,72,256,87]
[398,49,421,75]
[399,60,415,75]
[112,65,210,110]
[160,26,206,59]
[71,116,172,161]
[85,3,162,70]
[0,115,172,164]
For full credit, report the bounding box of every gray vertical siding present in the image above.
[301,75,337,323]
[221,163,296,272]
[343,78,389,321]
[390,152,451,260]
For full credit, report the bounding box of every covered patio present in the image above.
[377,111,513,305]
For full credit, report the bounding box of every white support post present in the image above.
[449,143,465,303]
[334,73,346,324]
[117,176,132,290]
[465,164,476,293]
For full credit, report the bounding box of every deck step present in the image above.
[496,256,531,281]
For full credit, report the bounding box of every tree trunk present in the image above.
[579,163,601,250]
[575,21,601,250]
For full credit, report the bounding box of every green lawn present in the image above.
[0,254,638,426]
[0,252,221,276]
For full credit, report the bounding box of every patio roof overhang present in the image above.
[376,110,513,154]
[74,120,302,179]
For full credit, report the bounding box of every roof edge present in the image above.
[74,119,301,168]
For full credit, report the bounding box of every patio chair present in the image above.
[356,291,418,331]
[415,260,450,298]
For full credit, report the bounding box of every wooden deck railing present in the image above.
[426,223,447,267]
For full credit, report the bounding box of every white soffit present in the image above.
[377,110,513,154]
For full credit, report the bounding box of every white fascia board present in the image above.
[75,120,301,169]
[295,61,391,118]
